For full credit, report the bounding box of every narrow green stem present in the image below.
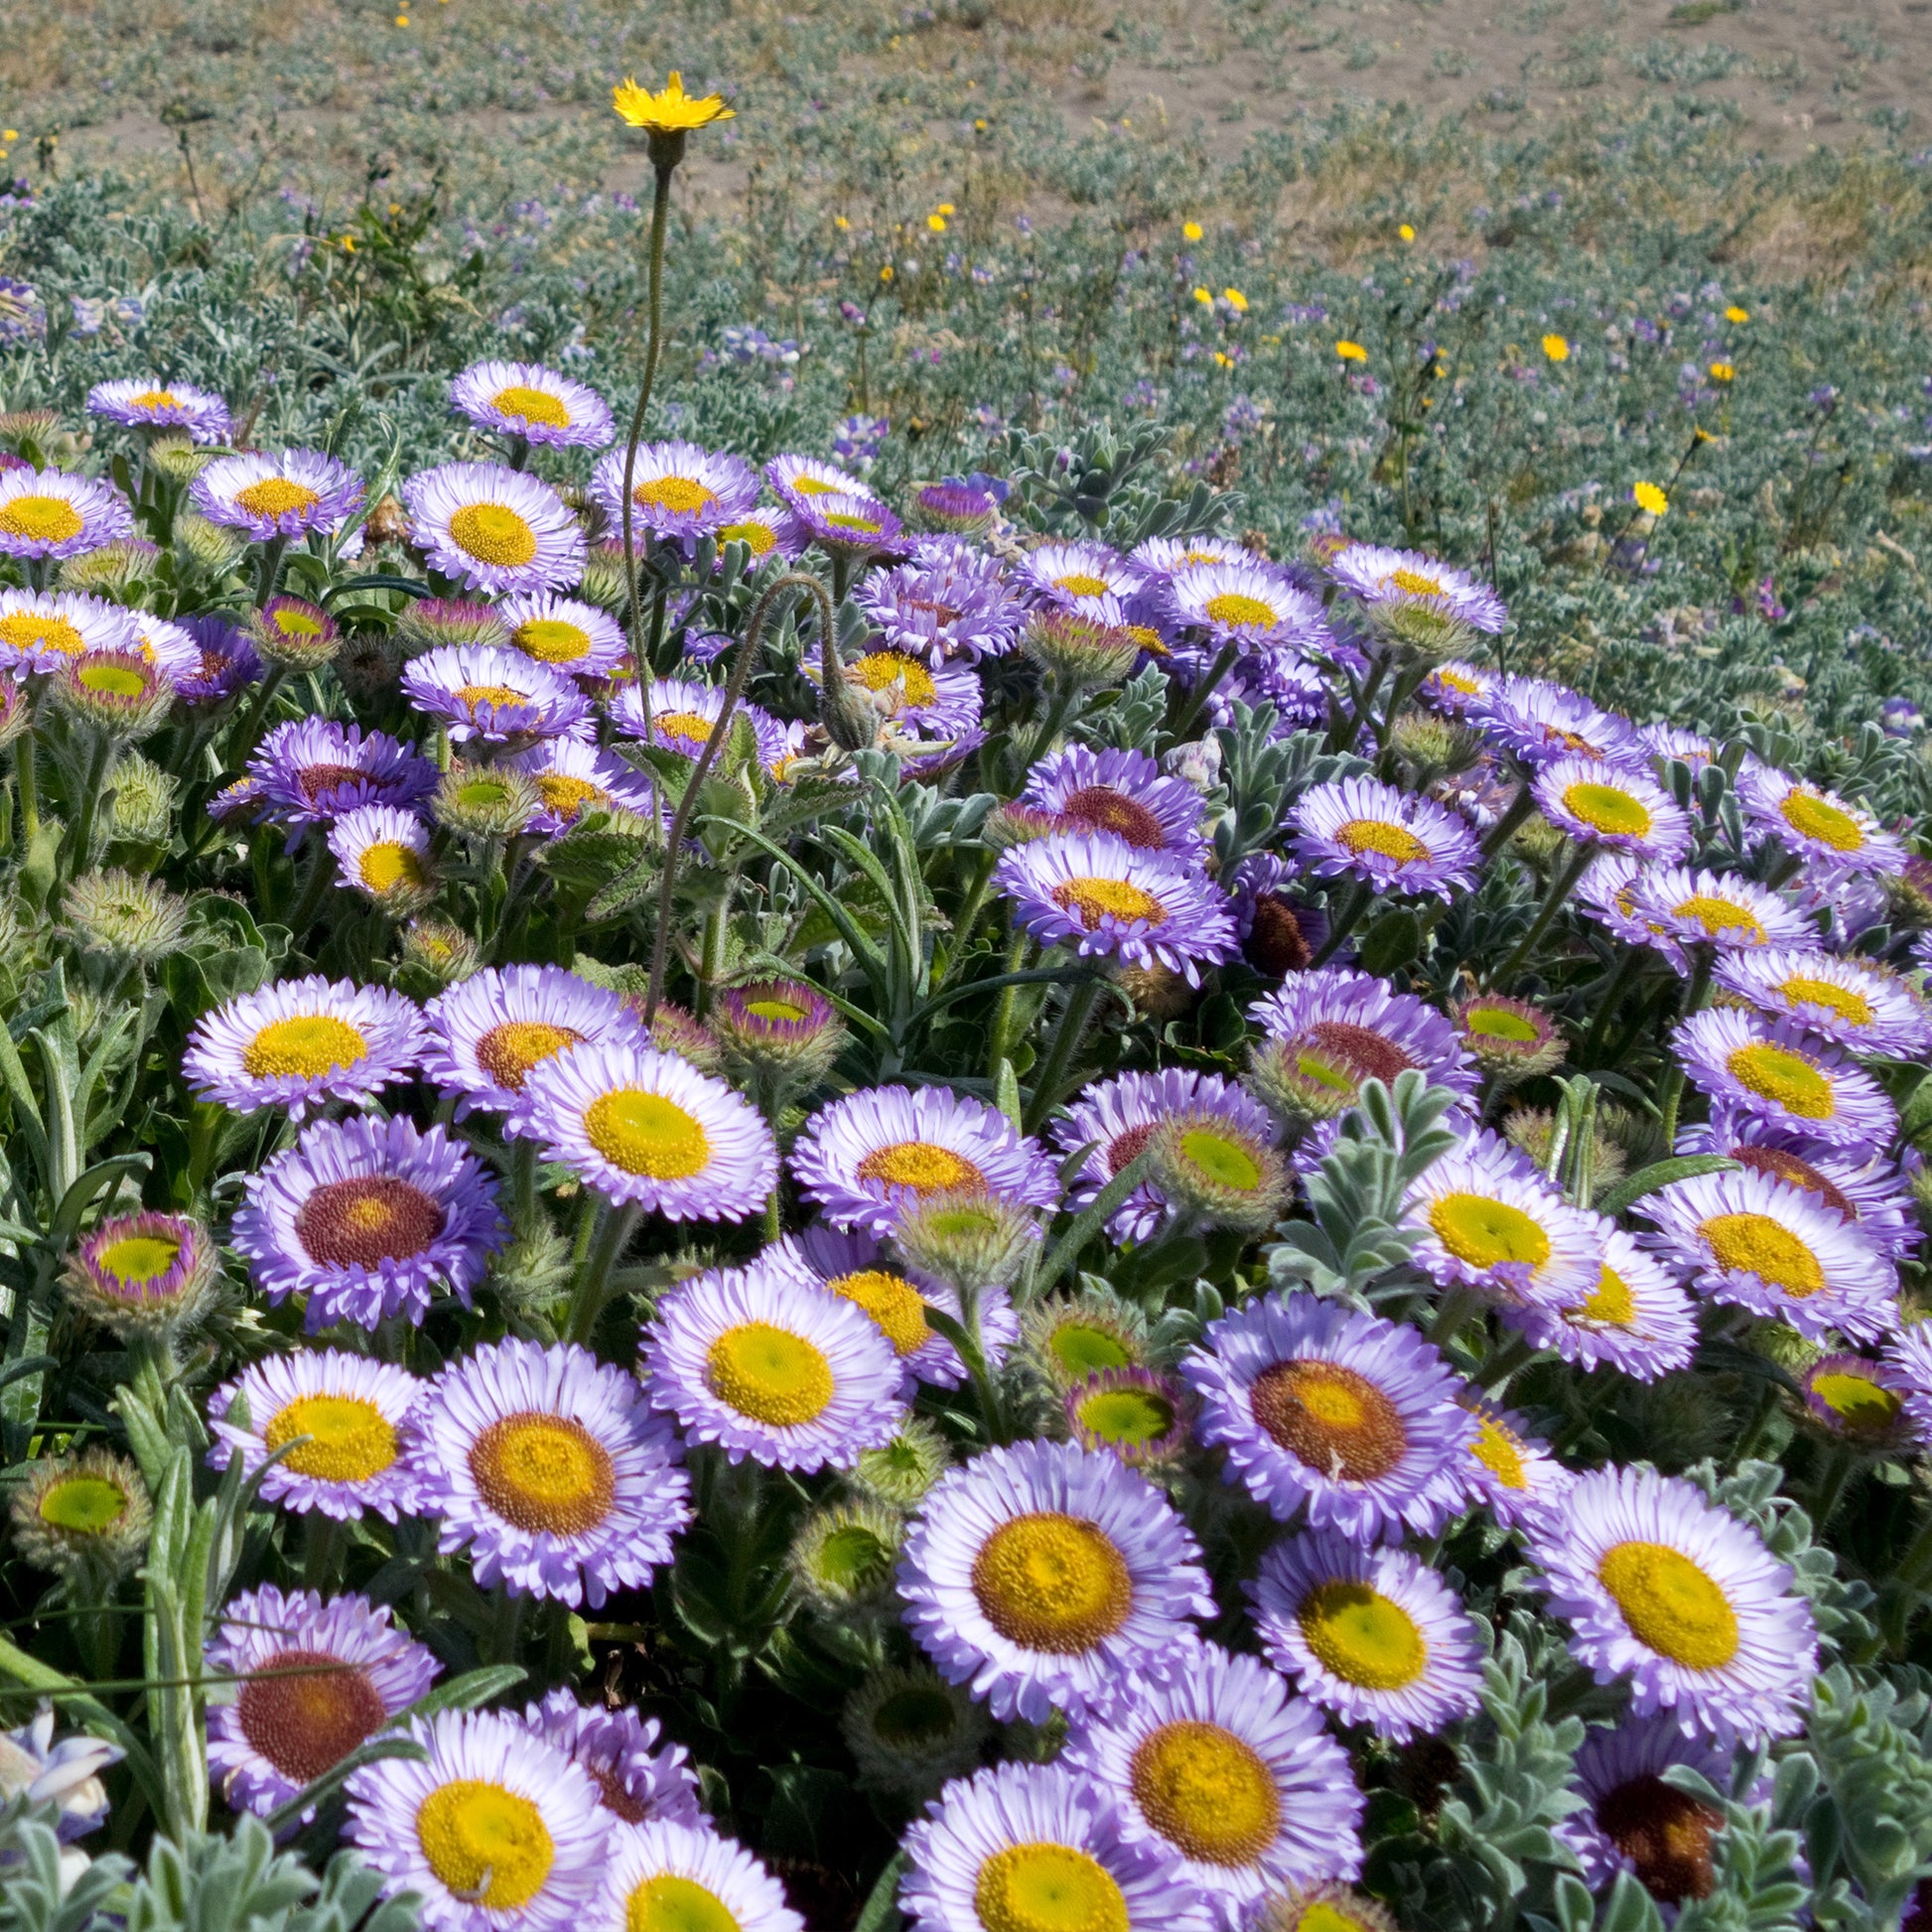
[511,1139,538,1228]
[1582,945,1645,1062]
[485,1587,528,1667]
[1808,1448,1856,1531]
[1480,1330,1538,1397]
[1479,782,1537,860]
[253,535,289,607]
[13,731,39,841]
[620,162,677,736]
[282,836,334,945]
[67,733,114,875]
[1493,843,1596,984]
[936,850,997,987]
[987,926,1028,1078]
[697,903,729,1018]
[1338,652,1390,751]
[955,1286,1008,1446]
[1024,975,1103,1132]
[1310,880,1372,967]
[1167,641,1240,746]
[304,1512,345,1593]
[565,1200,642,1346]
[1730,1381,1782,1465]
[1656,946,1716,1150]
[230,664,290,768]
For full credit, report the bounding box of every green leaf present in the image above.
[1598,1155,1739,1220]
[261,1732,430,1837]
[853,1852,909,1932]
[1035,1150,1159,1294]
[388,1663,526,1730]
[1357,906,1424,976]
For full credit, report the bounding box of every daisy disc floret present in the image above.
[402,462,587,595]
[191,450,363,541]
[1169,558,1333,651]
[1023,744,1207,856]
[1533,755,1693,862]
[643,1251,907,1470]
[1292,776,1481,900]
[183,975,427,1120]
[495,592,629,677]
[0,588,136,671]
[1249,1529,1485,1741]
[328,804,435,910]
[0,468,132,561]
[1024,538,1138,616]
[519,1038,776,1218]
[411,1337,691,1607]
[1523,1464,1818,1744]
[1181,1292,1477,1538]
[1625,866,1813,963]
[450,360,614,449]
[596,1818,802,1932]
[1673,1008,1895,1151]
[897,1436,1215,1723]
[249,719,437,831]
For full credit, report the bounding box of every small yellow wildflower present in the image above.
[612,71,736,134]
[1192,287,1213,307]
[1709,361,1734,382]
[1223,287,1249,313]
[936,204,956,215]
[1725,305,1750,324]
[1335,341,1368,362]
[880,265,895,283]
[341,235,357,252]
[1213,351,1234,368]
[1542,334,1569,363]
[1399,222,1416,242]
[1182,220,1203,242]
[834,214,850,230]
[1,132,16,143]
[974,118,988,132]
[1633,482,1668,516]
[927,213,947,232]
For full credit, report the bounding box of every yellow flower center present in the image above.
[626,1873,742,1932]
[1725,1041,1834,1119]
[974,1844,1129,1932]
[856,1140,985,1194]
[1298,1581,1428,1689]
[358,841,425,895]
[1298,1908,1378,1932]
[789,476,837,495]
[656,710,714,752]
[745,997,809,1022]
[0,496,84,543]
[827,1269,931,1357]
[1335,818,1430,865]
[1129,1720,1280,1866]
[1574,1262,1636,1324]
[718,519,776,555]
[95,1233,181,1284]
[1464,1004,1541,1042]
[39,1474,127,1534]
[467,1411,616,1534]
[1050,877,1167,928]
[1698,1210,1824,1296]
[1811,1371,1901,1434]
[1671,895,1763,942]
[1436,668,1482,695]
[971,1511,1133,1653]
[1052,573,1111,599]
[1472,1415,1528,1488]
[1561,780,1652,839]
[537,774,607,823]
[448,502,538,567]
[272,606,326,637]
[264,1393,399,1483]
[233,479,322,519]
[1429,1192,1552,1271]
[1779,790,1863,853]
[1596,1541,1739,1670]
[1388,567,1445,597]
[584,1089,712,1178]
[0,614,83,655]
[476,1020,584,1092]
[455,682,528,711]
[851,651,937,705]
[632,475,718,516]
[241,1014,368,1079]
[705,1320,836,1426]
[417,1780,555,1910]
[514,619,592,663]
[1250,1360,1407,1479]
[825,510,884,535]
[129,389,181,409]
[1774,975,1872,1029]
[78,661,149,698]
[490,384,571,429]
[1177,1127,1263,1191]
[1203,592,1279,629]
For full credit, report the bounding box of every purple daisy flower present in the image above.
[449,359,614,448]
[1023,744,1207,856]
[764,452,874,506]
[1624,865,1815,966]
[1063,1366,1192,1467]
[642,1250,907,1470]
[590,439,759,546]
[207,1349,423,1521]
[1738,766,1910,877]
[328,805,434,908]
[791,1084,1059,1236]
[855,545,1028,663]
[1460,1398,1574,1530]
[412,1337,692,1607]
[1883,1326,1932,1450]
[997,830,1238,984]
[0,469,132,561]
[1293,775,1481,900]
[496,591,629,678]
[1673,1007,1895,1152]
[401,642,591,747]
[1168,558,1336,655]
[611,676,793,776]
[1326,541,1508,633]
[1800,1352,1911,1447]
[183,975,427,1120]
[897,1436,1216,1724]
[1248,1529,1485,1741]
[790,486,904,555]
[232,1114,505,1331]
[0,589,136,671]
[1181,1292,1477,1539]
[87,378,232,443]
[507,736,663,836]
[402,462,586,595]
[1249,967,1478,1100]
[1502,1223,1699,1382]
[207,1585,439,1820]
[192,449,363,541]
[1533,755,1694,863]
[596,1819,804,1932]
[1478,676,1646,769]
[1713,946,1931,1058]
[1523,1465,1818,1745]
[1050,1068,1278,1242]
[1640,722,1725,774]
[1024,538,1138,616]
[248,718,437,832]
[1421,660,1499,716]
[833,645,983,742]
[514,1687,701,1829]
[711,504,807,574]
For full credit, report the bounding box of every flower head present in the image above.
[595,1820,801,1932]
[613,70,736,132]
[1673,1007,1894,1152]
[515,1687,700,1830]
[0,468,132,561]
[402,642,591,747]
[1533,756,1693,862]
[63,1211,218,1341]
[87,378,232,443]
[450,360,614,449]
[402,463,586,595]
[590,439,759,546]
[328,804,435,911]
[1293,775,1481,900]
[9,1448,150,1587]
[192,450,362,541]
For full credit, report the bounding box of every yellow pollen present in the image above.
[656,710,714,751]
[972,1512,1133,1653]
[416,1780,554,1910]
[264,1394,398,1483]
[1298,1581,1428,1690]
[537,774,606,823]
[1052,573,1111,599]
[1472,1416,1528,1489]
[455,682,527,711]
[476,1020,583,1090]
[129,389,181,409]
[705,1320,836,1426]
[851,651,937,705]
[1671,895,1763,942]
[242,1014,368,1080]
[1699,1210,1824,1296]
[1596,1541,1738,1670]
[856,1141,985,1194]
[1774,976,1872,1029]
[1177,1127,1263,1192]
[272,607,325,637]
[1388,566,1446,597]
[1129,1721,1281,1867]
[718,519,776,555]
[1437,669,1482,694]
[625,1874,741,1932]
[490,384,571,429]
[825,510,884,534]
[0,614,83,655]
[448,502,538,567]
[96,1234,181,1283]
[1050,877,1167,928]
[1335,818,1431,865]
[233,479,321,519]
[1574,1264,1636,1325]
[1561,780,1653,839]
[632,475,718,516]
[583,1089,711,1178]
[745,998,808,1022]
[513,619,592,663]
[1203,592,1280,629]
[1429,1193,1552,1271]
[827,1269,931,1356]
[1780,790,1864,853]
[790,476,837,494]
[974,1843,1129,1932]
[39,1475,127,1534]
[0,496,85,543]
[358,841,425,895]
[1725,1042,1834,1119]
[469,1412,615,1534]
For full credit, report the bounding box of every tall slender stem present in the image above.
[1492,843,1595,984]
[1024,975,1103,1132]
[14,731,39,841]
[566,1200,642,1345]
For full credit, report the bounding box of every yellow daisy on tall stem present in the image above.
[610,70,737,748]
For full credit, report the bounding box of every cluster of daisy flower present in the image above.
[6,348,1932,1932]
